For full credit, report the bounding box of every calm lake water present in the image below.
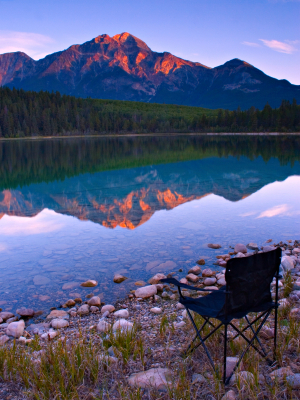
[0,135,299,313]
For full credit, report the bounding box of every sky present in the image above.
[0,0,299,84]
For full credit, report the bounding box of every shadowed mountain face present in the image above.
[1,156,299,229]
[1,33,299,110]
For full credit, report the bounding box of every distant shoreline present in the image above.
[0,132,299,141]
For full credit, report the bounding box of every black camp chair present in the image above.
[161,247,282,384]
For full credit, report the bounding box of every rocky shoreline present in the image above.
[0,239,300,399]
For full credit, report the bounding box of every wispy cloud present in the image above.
[0,30,54,59]
[256,204,289,218]
[259,39,297,54]
[242,42,261,48]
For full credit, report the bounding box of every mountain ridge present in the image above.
[0,32,299,110]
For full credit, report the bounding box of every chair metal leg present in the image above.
[274,305,278,361]
[244,315,270,361]
[223,324,228,384]
[225,310,271,384]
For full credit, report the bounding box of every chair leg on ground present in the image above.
[223,324,228,384]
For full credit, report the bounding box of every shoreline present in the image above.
[0,131,300,141]
[0,238,300,399]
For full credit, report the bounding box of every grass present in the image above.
[0,286,300,399]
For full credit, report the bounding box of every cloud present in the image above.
[259,39,297,54]
[242,42,261,48]
[256,204,289,218]
[0,30,54,59]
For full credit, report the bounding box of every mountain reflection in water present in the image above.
[0,156,300,229]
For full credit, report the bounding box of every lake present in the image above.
[0,135,299,313]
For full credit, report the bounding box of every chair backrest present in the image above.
[224,247,282,316]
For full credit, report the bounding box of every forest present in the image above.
[0,87,299,138]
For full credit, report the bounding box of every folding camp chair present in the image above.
[161,247,282,384]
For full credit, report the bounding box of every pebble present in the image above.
[235,252,246,258]
[202,268,213,277]
[51,319,69,329]
[46,310,69,320]
[90,306,99,313]
[188,266,202,275]
[186,273,199,283]
[207,244,221,249]
[263,245,276,252]
[97,320,111,333]
[281,256,294,271]
[173,321,186,329]
[134,285,157,299]
[65,299,76,307]
[230,371,254,386]
[150,307,162,314]
[128,368,174,391]
[6,320,25,338]
[87,296,101,306]
[217,277,226,286]
[41,331,57,340]
[204,277,216,286]
[148,273,167,284]
[0,335,10,345]
[247,242,259,250]
[192,373,206,384]
[270,367,294,382]
[114,309,129,318]
[101,305,115,313]
[81,280,98,287]
[0,312,14,321]
[180,278,188,284]
[176,303,185,310]
[234,244,247,254]
[286,373,300,389]
[77,304,90,316]
[112,319,133,332]
[113,274,127,284]
[221,390,237,400]
[196,259,206,265]
[16,308,35,318]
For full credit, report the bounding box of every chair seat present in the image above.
[180,286,276,323]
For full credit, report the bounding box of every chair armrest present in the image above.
[160,278,214,292]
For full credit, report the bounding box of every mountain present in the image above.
[1,157,299,229]
[0,32,300,109]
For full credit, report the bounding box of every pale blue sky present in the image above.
[0,0,299,84]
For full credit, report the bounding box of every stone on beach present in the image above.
[148,273,167,284]
[77,304,90,315]
[97,320,111,333]
[281,256,294,271]
[196,259,205,265]
[51,319,69,329]
[202,268,213,277]
[81,279,98,287]
[270,367,294,382]
[186,273,199,283]
[6,320,25,338]
[180,278,188,284]
[65,299,76,307]
[217,277,226,286]
[135,285,157,299]
[41,331,57,340]
[0,335,10,345]
[128,368,174,391]
[286,374,300,389]
[188,266,201,275]
[113,319,133,332]
[87,296,101,306]
[46,310,69,320]
[247,242,258,250]
[150,307,162,314]
[16,308,35,318]
[204,277,216,286]
[234,243,247,254]
[114,309,129,318]
[33,275,51,285]
[0,312,14,321]
[263,245,276,252]
[101,305,115,313]
[235,252,246,258]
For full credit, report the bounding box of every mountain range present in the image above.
[0,32,300,110]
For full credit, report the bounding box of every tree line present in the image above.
[0,87,299,137]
